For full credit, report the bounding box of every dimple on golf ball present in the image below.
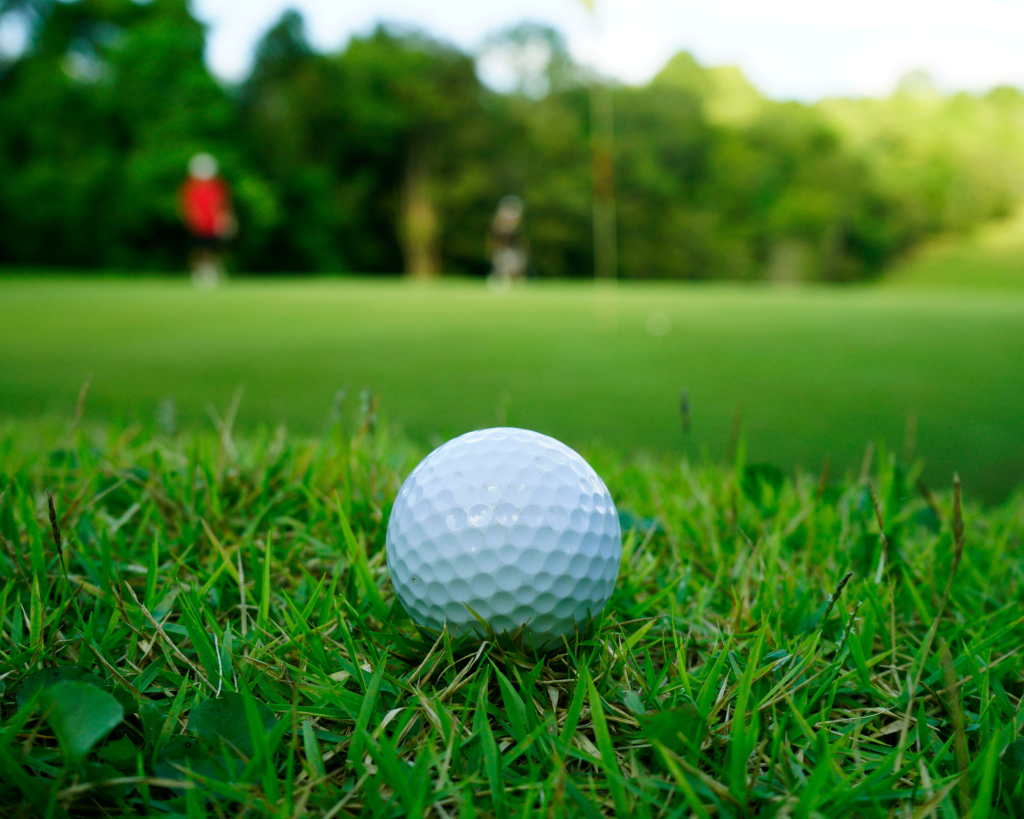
[385,428,622,648]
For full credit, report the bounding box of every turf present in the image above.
[888,211,1024,290]
[1,420,1023,817]
[2,276,1024,500]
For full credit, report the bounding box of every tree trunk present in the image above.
[590,81,617,280]
[401,141,440,278]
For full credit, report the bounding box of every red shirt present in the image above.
[179,177,232,238]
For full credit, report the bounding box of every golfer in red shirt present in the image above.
[179,153,236,286]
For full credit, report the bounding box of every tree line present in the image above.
[3,0,1024,280]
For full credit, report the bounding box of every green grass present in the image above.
[888,211,1024,290]
[1,419,1024,817]
[3,275,1024,500]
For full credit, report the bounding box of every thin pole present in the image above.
[590,78,617,280]
[577,0,617,281]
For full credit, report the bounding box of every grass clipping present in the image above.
[0,421,1021,817]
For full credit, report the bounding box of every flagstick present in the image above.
[579,0,618,283]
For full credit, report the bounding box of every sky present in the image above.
[2,0,1022,99]
[187,0,1024,100]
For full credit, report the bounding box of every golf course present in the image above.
[8,0,1024,813]
[3,259,1024,500]
[4,229,1024,817]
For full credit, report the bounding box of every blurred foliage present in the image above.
[2,0,1024,280]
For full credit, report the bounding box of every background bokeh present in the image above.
[4,0,1024,279]
[2,0,1024,499]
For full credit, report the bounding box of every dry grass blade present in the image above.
[219,385,245,470]
[70,375,92,433]
[322,771,371,819]
[903,409,918,463]
[816,456,830,498]
[121,579,215,691]
[940,640,971,815]
[89,644,141,699]
[868,480,888,584]
[58,777,194,799]
[952,473,965,574]
[916,478,943,523]
[912,779,959,819]
[859,441,875,483]
[237,546,248,639]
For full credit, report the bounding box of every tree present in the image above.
[3,2,1024,281]
[0,0,233,268]
[238,17,497,276]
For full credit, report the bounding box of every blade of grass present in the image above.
[334,494,387,620]
[585,668,630,816]
[729,625,765,798]
[346,658,386,773]
[655,743,711,819]
[479,685,509,819]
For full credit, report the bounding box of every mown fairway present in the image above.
[2,276,1024,498]
[890,211,1024,290]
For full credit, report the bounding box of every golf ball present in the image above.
[386,428,622,648]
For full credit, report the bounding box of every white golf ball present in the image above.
[386,428,622,648]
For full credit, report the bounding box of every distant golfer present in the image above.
[487,195,528,291]
[179,153,236,287]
